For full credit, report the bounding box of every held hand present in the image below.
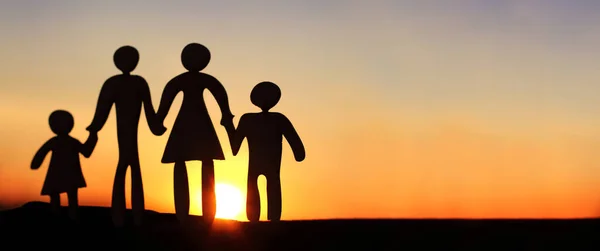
[88,130,98,140]
[86,125,98,133]
[220,113,234,127]
[155,124,167,136]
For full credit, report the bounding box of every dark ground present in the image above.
[0,202,598,250]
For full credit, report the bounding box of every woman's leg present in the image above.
[66,189,79,221]
[201,160,216,223]
[174,161,190,222]
[49,193,61,216]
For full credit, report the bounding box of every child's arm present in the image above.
[31,139,54,170]
[87,79,115,132]
[280,114,305,162]
[80,131,98,158]
[138,77,166,136]
[231,114,249,156]
[205,75,235,127]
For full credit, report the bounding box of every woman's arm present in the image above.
[31,139,53,170]
[155,76,182,125]
[205,75,234,126]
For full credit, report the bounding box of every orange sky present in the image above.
[2,1,600,220]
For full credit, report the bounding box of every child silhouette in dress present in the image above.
[229,81,305,222]
[31,110,98,221]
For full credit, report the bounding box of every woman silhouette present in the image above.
[156,43,234,223]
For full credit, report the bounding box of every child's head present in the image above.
[49,110,74,136]
[113,45,139,74]
[181,43,211,72]
[251,81,281,112]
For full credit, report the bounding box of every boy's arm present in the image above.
[31,139,53,170]
[205,75,234,127]
[79,132,98,158]
[138,77,166,136]
[231,115,249,156]
[280,114,305,162]
[87,79,115,132]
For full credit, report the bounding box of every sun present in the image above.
[214,183,244,220]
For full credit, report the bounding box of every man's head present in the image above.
[113,45,139,74]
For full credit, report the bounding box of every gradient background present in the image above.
[2,0,600,220]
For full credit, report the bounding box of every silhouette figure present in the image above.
[31,110,98,221]
[86,45,166,227]
[230,81,305,222]
[156,43,234,223]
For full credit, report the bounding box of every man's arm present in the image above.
[280,114,305,162]
[138,77,166,135]
[87,79,115,132]
[79,131,98,158]
[205,75,234,127]
[31,139,53,170]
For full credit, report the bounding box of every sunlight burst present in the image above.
[214,183,244,220]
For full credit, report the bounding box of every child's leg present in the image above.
[174,161,190,222]
[201,160,216,223]
[246,172,260,222]
[67,189,79,221]
[49,193,61,215]
[266,174,282,221]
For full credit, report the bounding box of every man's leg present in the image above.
[130,158,145,227]
[112,159,128,227]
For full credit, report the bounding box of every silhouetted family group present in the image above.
[30,43,306,227]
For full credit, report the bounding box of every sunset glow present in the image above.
[2,1,600,220]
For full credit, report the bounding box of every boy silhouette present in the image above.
[230,81,305,222]
[86,45,165,227]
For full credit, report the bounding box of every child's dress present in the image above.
[40,135,95,195]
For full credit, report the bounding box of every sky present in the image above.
[2,0,600,220]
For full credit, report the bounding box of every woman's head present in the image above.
[251,81,281,112]
[113,46,139,74]
[181,43,211,72]
[49,110,74,135]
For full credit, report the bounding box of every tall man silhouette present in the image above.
[87,45,165,227]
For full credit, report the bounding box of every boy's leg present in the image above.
[174,161,190,222]
[49,193,61,216]
[111,159,128,227]
[266,174,282,221]
[67,189,79,221]
[201,160,216,224]
[130,158,145,227]
[246,172,260,222]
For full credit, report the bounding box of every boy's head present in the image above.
[113,45,139,74]
[181,43,211,72]
[49,110,74,136]
[251,81,281,112]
